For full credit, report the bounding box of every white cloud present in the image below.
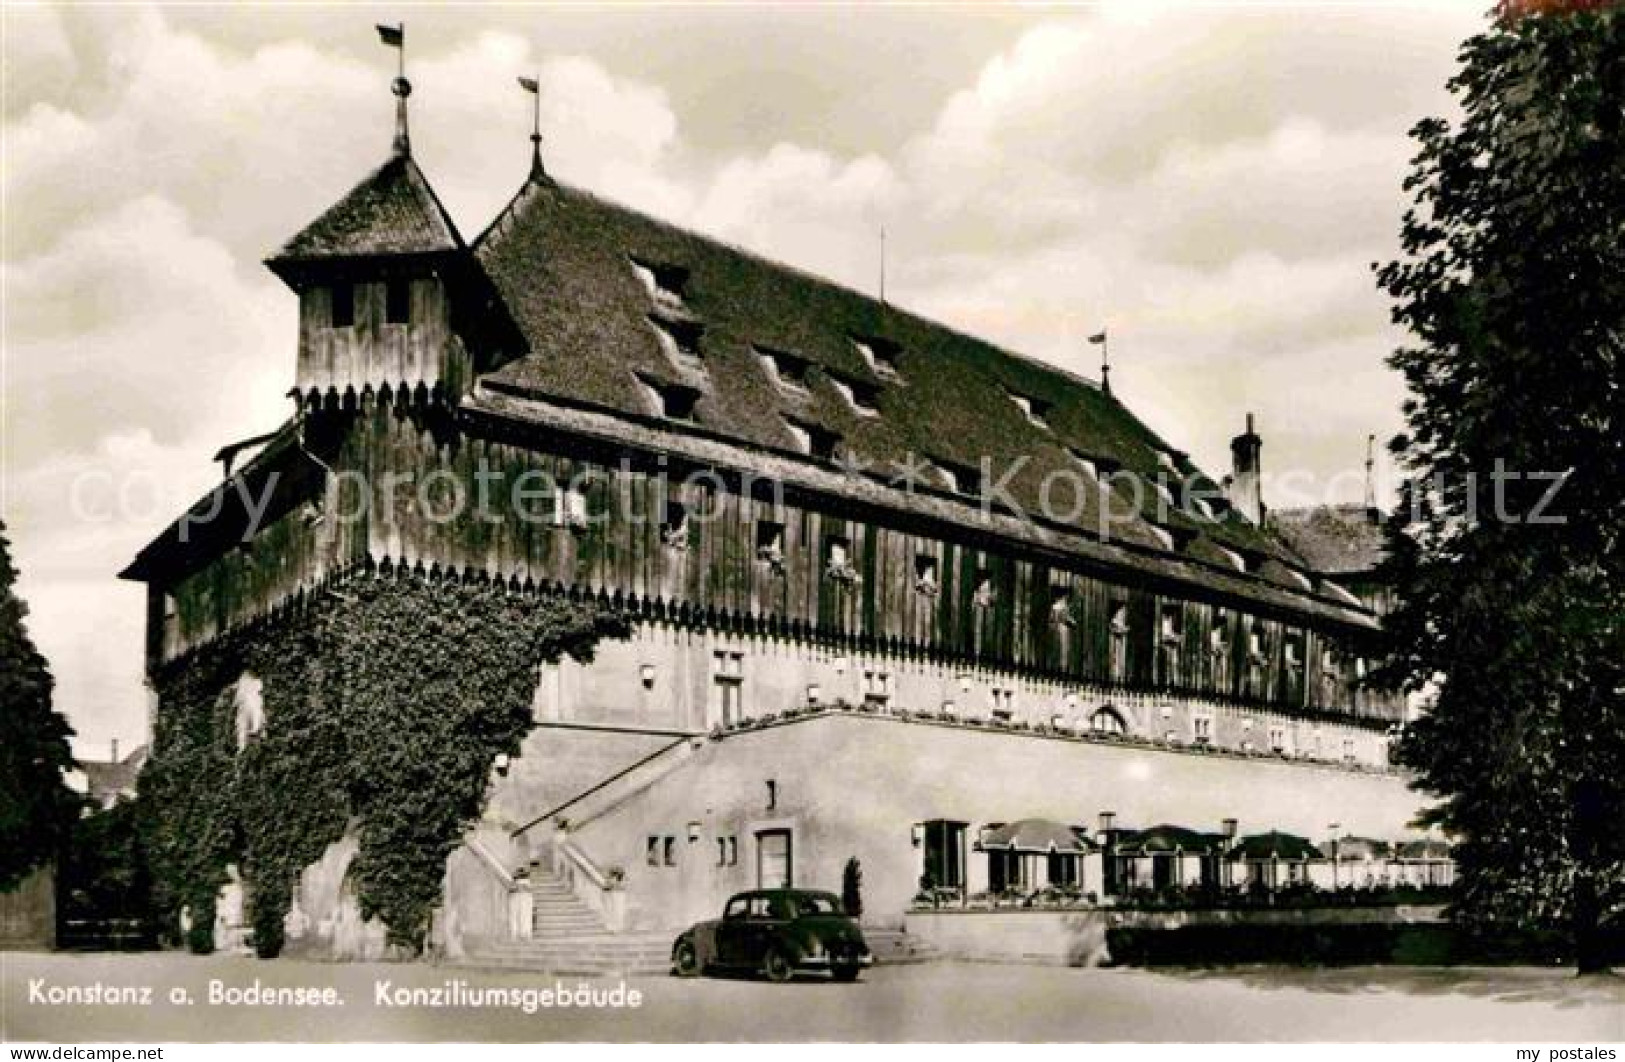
[1,2,1479,754]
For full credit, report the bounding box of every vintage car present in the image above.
[671,889,873,982]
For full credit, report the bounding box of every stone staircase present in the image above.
[468,869,672,976]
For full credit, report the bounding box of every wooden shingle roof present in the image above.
[1269,505,1387,576]
[269,154,463,270]
[473,177,1297,569]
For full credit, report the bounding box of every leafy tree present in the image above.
[842,856,864,919]
[0,520,83,890]
[1377,2,1624,973]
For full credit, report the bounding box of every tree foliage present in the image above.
[0,520,82,891]
[140,570,627,955]
[1377,3,1624,972]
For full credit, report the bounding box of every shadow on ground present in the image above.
[1150,964,1624,1009]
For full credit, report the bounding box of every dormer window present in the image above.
[1212,544,1246,572]
[330,282,355,328]
[756,345,810,391]
[661,500,690,550]
[638,374,701,421]
[649,316,705,361]
[1284,567,1314,591]
[827,371,881,415]
[630,257,689,308]
[785,417,841,460]
[1068,450,1098,482]
[1145,524,1175,551]
[1149,478,1178,514]
[1008,391,1052,428]
[852,334,902,375]
[1156,449,1181,474]
[385,277,411,325]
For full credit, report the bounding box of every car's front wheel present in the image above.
[832,964,861,983]
[762,948,795,983]
[672,940,701,978]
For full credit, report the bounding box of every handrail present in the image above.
[466,836,518,892]
[557,837,615,892]
[511,735,694,839]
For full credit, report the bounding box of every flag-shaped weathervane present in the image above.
[1088,329,1111,395]
[518,75,547,179]
[378,23,409,155]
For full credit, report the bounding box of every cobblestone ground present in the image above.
[3,952,1620,1043]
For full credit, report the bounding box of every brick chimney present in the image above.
[110,738,119,764]
[1227,413,1263,524]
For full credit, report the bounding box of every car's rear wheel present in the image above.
[672,941,701,978]
[832,964,861,983]
[762,948,795,983]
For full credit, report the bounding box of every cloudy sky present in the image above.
[2,2,1485,757]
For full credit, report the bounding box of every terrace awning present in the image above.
[1113,824,1226,856]
[979,818,1094,853]
[1228,831,1323,861]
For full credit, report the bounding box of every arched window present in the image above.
[1089,707,1128,735]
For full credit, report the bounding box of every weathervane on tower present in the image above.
[518,74,547,180]
[1089,328,1110,396]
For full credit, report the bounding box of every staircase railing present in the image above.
[553,832,627,932]
[511,735,698,840]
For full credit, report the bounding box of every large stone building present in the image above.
[123,76,1434,962]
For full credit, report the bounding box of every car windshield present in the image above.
[791,894,840,917]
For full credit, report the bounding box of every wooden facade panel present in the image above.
[158,408,1402,723]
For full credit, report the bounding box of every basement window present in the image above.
[330,282,354,327]
[638,374,702,422]
[862,670,893,709]
[630,257,690,308]
[385,277,411,324]
[852,334,903,375]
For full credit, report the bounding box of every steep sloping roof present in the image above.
[1269,505,1386,576]
[269,154,463,266]
[473,178,1292,567]
[77,746,147,805]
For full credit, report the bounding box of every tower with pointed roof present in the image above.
[265,75,475,405]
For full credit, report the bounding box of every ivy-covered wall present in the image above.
[139,568,627,956]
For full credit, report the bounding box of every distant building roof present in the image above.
[1270,504,1387,576]
[77,745,147,808]
[268,154,463,270]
